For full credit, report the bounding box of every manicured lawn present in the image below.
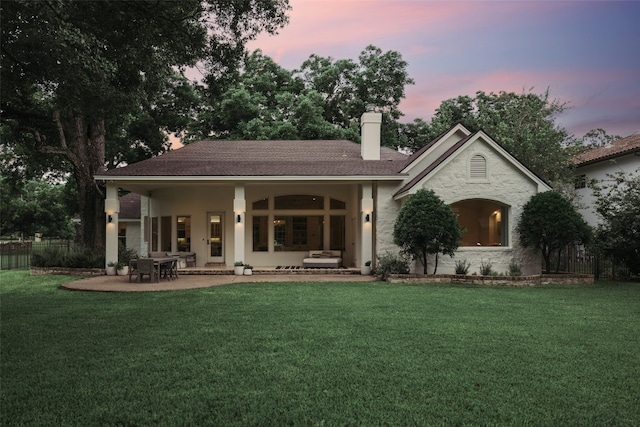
[1,271,639,426]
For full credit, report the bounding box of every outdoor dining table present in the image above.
[129,256,179,282]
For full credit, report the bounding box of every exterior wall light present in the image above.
[365,213,371,222]
[237,214,242,223]
[108,215,113,223]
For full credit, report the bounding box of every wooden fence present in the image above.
[0,239,76,270]
[548,245,625,280]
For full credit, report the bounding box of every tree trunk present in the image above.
[542,248,551,274]
[421,252,428,274]
[37,112,106,251]
[433,252,439,275]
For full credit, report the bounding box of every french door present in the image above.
[207,212,224,264]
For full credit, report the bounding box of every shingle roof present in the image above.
[573,133,640,166]
[101,140,409,177]
[119,192,141,219]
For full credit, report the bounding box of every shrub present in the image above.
[375,251,410,280]
[454,259,471,275]
[118,243,138,266]
[479,259,497,276]
[507,258,522,276]
[31,247,104,268]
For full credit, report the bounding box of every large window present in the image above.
[451,199,507,246]
[252,195,346,252]
[273,215,323,251]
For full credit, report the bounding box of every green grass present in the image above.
[2,271,639,426]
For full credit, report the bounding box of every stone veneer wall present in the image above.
[30,267,105,276]
[374,138,547,276]
[386,273,595,286]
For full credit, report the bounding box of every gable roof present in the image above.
[394,128,551,199]
[98,139,409,178]
[573,133,640,167]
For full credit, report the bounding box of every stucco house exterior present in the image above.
[573,133,640,227]
[95,112,551,275]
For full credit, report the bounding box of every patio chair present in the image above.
[134,258,158,283]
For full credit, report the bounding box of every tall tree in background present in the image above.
[192,45,414,145]
[1,0,290,249]
[592,171,640,276]
[403,90,572,185]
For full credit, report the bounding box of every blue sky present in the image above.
[246,0,640,138]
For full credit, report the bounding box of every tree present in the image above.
[517,191,592,273]
[297,45,414,147]
[192,45,414,145]
[0,178,75,239]
[1,0,290,250]
[406,89,572,185]
[592,171,640,276]
[393,189,462,274]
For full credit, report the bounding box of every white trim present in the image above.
[96,175,406,182]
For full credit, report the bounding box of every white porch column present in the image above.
[233,184,246,265]
[361,183,374,268]
[105,184,120,268]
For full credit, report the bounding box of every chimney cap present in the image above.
[365,103,376,112]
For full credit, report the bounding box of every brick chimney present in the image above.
[360,107,382,160]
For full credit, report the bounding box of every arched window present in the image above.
[469,154,487,180]
[451,199,508,246]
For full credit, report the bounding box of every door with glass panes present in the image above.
[207,213,224,263]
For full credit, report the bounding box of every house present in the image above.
[573,133,640,226]
[96,112,551,275]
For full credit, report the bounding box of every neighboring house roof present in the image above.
[119,192,141,219]
[98,140,409,178]
[573,133,640,167]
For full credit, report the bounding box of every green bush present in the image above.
[454,258,471,275]
[31,247,104,268]
[507,258,522,276]
[375,251,410,280]
[479,259,497,276]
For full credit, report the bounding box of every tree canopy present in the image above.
[517,191,591,273]
[190,45,414,145]
[0,177,75,239]
[401,90,573,185]
[393,189,462,274]
[592,171,640,276]
[1,0,290,248]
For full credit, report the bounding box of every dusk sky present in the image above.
[245,0,640,138]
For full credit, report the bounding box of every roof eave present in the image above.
[95,174,408,182]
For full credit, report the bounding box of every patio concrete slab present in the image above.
[61,273,377,292]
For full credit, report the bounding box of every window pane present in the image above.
[161,216,172,252]
[151,217,158,251]
[275,195,324,209]
[118,223,127,249]
[330,198,346,209]
[330,216,345,250]
[177,216,191,252]
[274,215,323,251]
[253,216,268,252]
[253,198,268,210]
[451,200,506,246]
